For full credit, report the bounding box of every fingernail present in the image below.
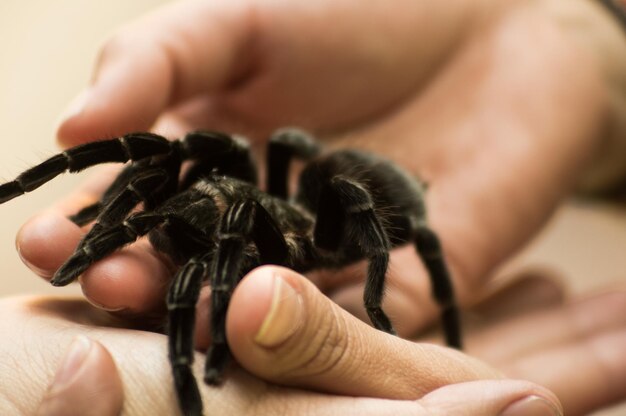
[84,296,127,312]
[49,336,92,394]
[58,89,92,123]
[500,395,562,416]
[254,274,304,347]
[80,280,127,312]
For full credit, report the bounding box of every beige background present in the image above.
[0,1,624,415]
[0,0,169,296]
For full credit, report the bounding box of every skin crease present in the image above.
[15,0,626,334]
[2,268,626,415]
[6,0,626,413]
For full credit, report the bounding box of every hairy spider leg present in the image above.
[50,212,166,286]
[179,131,258,189]
[70,130,257,253]
[414,226,462,348]
[0,132,171,204]
[49,209,212,287]
[314,175,395,335]
[205,199,288,385]
[71,142,190,248]
[167,254,212,416]
[69,160,154,226]
[74,168,170,251]
[266,128,321,199]
[69,140,185,227]
[70,130,254,228]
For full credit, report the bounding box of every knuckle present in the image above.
[95,30,136,71]
[97,34,124,64]
[286,302,353,379]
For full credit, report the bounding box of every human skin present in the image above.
[7,0,626,413]
[4,267,626,415]
[15,0,626,338]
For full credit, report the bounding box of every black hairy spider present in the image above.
[0,128,461,416]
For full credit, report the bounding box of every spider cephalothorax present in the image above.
[0,128,461,416]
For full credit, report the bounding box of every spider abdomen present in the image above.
[296,149,427,245]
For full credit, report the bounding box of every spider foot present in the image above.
[442,305,462,349]
[204,342,231,385]
[203,368,222,386]
[50,247,93,286]
[365,306,396,335]
[51,213,165,286]
[172,364,203,416]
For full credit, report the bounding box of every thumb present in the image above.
[36,336,123,416]
[420,379,563,416]
[227,266,501,399]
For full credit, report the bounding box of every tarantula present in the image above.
[0,128,461,416]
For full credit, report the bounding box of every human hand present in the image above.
[15,0,626,336]
[227,266,626,416]
[17,266,626,415]
[0,294,533,416]
[7,294,480,416]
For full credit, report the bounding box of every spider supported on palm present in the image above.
[0,128,461,416]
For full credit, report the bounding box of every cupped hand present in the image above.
[12,266,626,416]
[4,295,470,416]
[0,295,532,416]
[16,0,626,336]
[227,266,626,415]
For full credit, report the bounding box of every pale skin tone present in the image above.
[17,0,626,333]
[4,267,626,415]
[7,0,626,414]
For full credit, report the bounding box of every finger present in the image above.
[332,4,607,331]
[57,0,255,146]
[15,115,192,316]
[504,330,626,416]
[16,164,121,279]
[17,211,84,280]
[314,241,564,341]
[261,380,562,416]
[16,167,172,317]
[0,296,482,416]
[16,112,193,277]
[470,290,626,364]
[78,239,172,317]
[468,268,566,323]
[473,290,626,416]
[227,265,502,399]
[18,209,172,317]
[419,379,562,416]
[15,165,112,276]
[4,296,566,416]
[36,336,123,416]
[327,246,449,338]
[420,16,605,291]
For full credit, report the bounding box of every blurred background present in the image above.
[0,0,169,296]
[0,1,624,415]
